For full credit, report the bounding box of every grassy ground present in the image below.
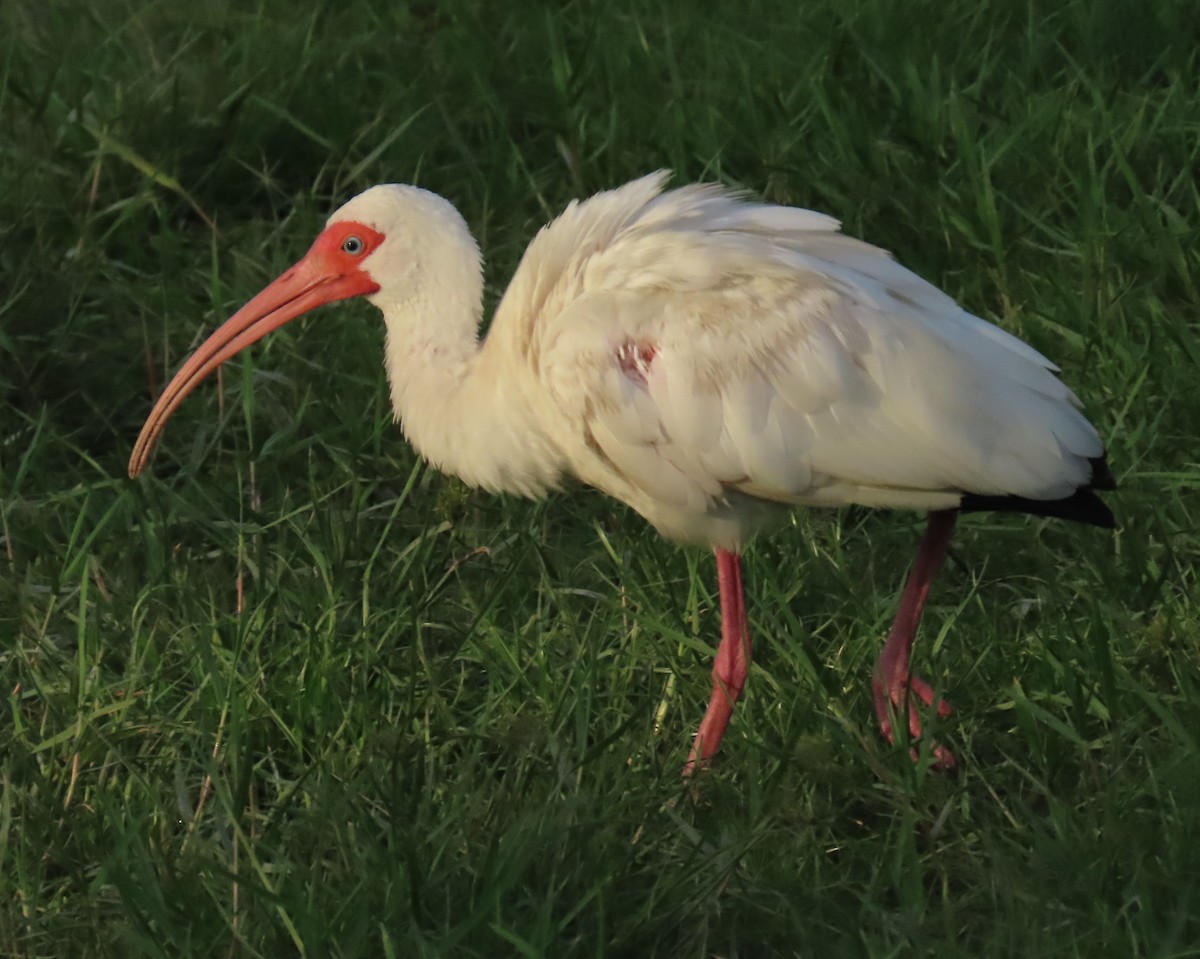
[3,0,1199,955]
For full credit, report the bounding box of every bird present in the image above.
[129,172,1115,773]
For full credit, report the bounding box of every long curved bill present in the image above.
[128,243,378,478]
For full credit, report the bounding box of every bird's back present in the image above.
[486,174,1110,547]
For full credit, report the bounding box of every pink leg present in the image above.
[684,548,751,776]
[872,509,958,768]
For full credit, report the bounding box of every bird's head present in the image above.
[127,184,472,478]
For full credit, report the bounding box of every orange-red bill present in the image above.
[128,222,383,478]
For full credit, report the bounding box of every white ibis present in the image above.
[129,173,1114,772]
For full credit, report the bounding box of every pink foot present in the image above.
[871,672,957,770]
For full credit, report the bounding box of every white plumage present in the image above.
[130,172,1114,772]
[332,173,1104,549]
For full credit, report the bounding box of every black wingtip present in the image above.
[959,452,1117,529]
[960,488,1115,528]
[1088,453,1117,491]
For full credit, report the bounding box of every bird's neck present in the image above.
[373,255,563,498]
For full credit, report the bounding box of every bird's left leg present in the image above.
[872,509,958,768]
[684,548,751,776]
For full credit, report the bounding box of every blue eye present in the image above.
[342,235,364,255]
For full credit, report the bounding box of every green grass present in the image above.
[3,0,1199,955]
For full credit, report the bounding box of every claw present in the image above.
[872,673,958,770]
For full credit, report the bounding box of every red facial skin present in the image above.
[128,221,384,477]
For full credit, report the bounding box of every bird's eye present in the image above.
[342,235,365,255]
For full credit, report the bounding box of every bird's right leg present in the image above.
[684,548,751,776]
[872,509,958,769]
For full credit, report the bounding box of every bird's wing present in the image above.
[496,176,1104,541]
